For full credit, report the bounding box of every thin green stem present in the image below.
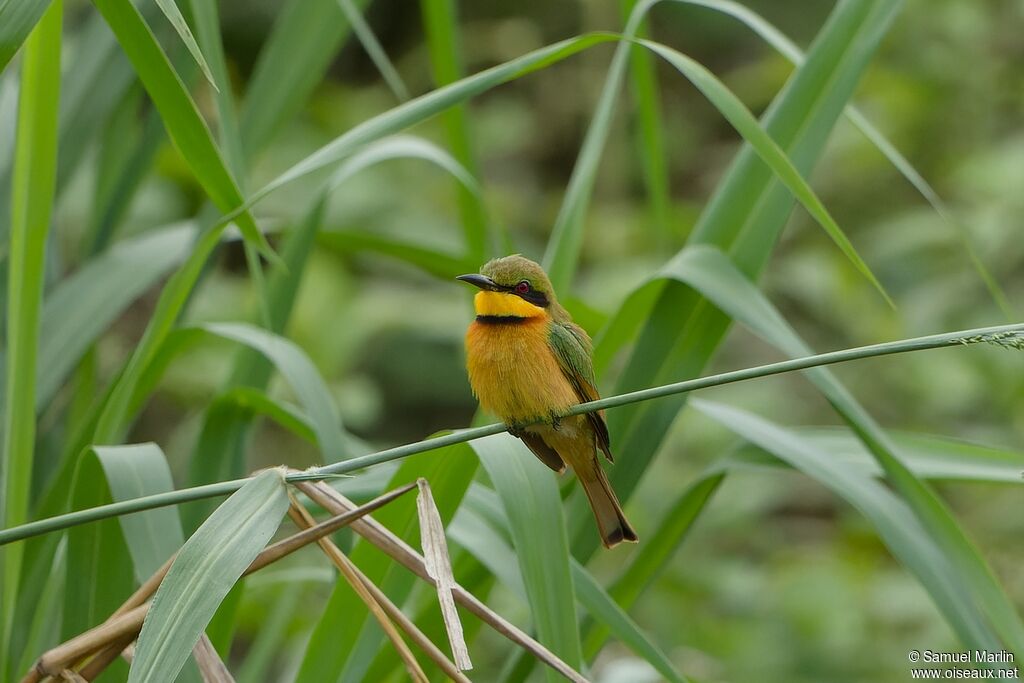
[0,323,1020,547]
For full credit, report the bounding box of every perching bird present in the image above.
[457,255,638,548]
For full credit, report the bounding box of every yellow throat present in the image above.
[474,290,546,318]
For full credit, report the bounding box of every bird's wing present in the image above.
[548,321,613,462]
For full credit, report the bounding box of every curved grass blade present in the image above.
[0,0,51,72]
[29,223,195,412]
[640,38,891,306]
[336,0,409,101]
[473,434,582,681]
[317,134,484,271]
[572,0,904,560]
[63,443,185,679]
[62,454,135,674]
[572,563,688,683]
[691,398,1006,660]
[1,2,61,669]
[790,429,1024,484]
[224,33,617,229]
[218,387,317,444]
[318,231,474,279]
[661,244,1024,655]
[92,0,276,262]
[199,322,350,463]
[589,423,1024,655]
[92,222,227,443]
[187,0,243,180]
[187,199,324,532]
[129,468,289,682]
[152,0,217,90]
[677,0,1014,317]
[90,444,185,579]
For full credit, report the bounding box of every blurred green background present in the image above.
[43,0,1024,680]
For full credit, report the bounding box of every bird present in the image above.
[457,255,638,548]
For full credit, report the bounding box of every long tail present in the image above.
[578,460,638,548]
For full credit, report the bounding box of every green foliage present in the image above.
[1,1,61,669]
[1,0,1021,681]
[130,469,288,682]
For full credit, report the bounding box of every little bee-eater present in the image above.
[458,255,638,548]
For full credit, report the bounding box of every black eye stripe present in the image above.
[492,281,549,307]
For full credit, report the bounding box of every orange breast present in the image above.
[465,318,579,423]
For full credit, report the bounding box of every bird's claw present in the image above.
[507,422,528,439]
[549,412,562,430]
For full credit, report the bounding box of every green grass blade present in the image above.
[572,563,688,683]
[660,244,1024,655]
[152,0,217,90]
[0,0,51,72]
[318,232,474,278]
[129,468,289,682]
[186,202,324,529]
[1,1,61,669]
[473,434,582,681]
[218,387,317,444]
[571,0,903,559]
[541,24,638,292]
[6,321,1022,547]
[235,33,616,223]
[62,443,185,676]
[792,429,1024,484]
[236,583,304,683]
[199,322,351,462]
[93,222,227,443]
[187,0,244,181]
[692,398,1007,658]
[92,0,276,261]
[457,485,687,681]
[90,444,184,579]
[55,12,137,200]
[585,469,724,657]
[336,0,409,101]
[62,452,135,677]
[325,134,480,194]
[239,0,366,155]
[420,0,491,259]
[621,0,672,243]
[589,423,1024,656]
[640,38,891,306]
[316,133,484,273]
[31,223,195,412]
[680,0,1014,317]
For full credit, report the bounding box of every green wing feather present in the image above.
[548,321,613,462]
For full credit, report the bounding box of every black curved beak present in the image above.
[456,273,500,291]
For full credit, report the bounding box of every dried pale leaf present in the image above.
[415,478,472,671]
[192,634,235,683]
[295,481,587,683]
[286,499,428,683]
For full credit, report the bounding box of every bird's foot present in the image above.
[506,422,528,439]
[549,412,562,431]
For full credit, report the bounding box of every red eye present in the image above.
[515,281,530,295]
